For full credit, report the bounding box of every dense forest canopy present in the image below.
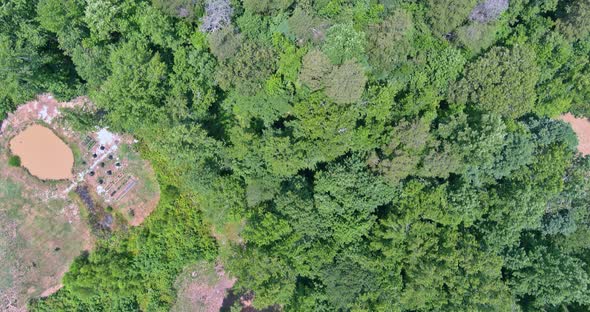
[2,0,590,311]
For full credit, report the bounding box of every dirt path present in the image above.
[560,113,590,155]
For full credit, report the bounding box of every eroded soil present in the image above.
[561,113,590,155]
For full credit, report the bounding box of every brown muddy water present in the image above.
[9,124,74,180]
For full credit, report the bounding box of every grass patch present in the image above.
[0,178,25,219]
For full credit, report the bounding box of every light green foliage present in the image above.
[11,0,590,311]
[324,59,367,104]
[425,46,467,94]
[207,26,243,61]
[322,23,366,64]
[272,34,306,87]
[451,45,539,118]
[455,22,499,53]
[426,0,477,36]
[84,0,120,42]
[366,9,415,78]
[36,0,85,34]
[136,5,177,48]
[168,42,217,120]
[299,49,332,91]
[286,8,329,43]
[44,190,216,310]
[243,0,293,14]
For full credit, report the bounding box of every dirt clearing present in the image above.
[0,94,160,310]
[172,262,236,312]
[9,124,74,180]
[560,113,590,155]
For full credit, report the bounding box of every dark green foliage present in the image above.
[7,1,590,311]
[451,45,539,118]
[556,0,590,41]
[0,0,80,119]
[215,41,277,94]
[152,0,200,19]
[504,232,590,309]
[243,0,293,14]
[365,8,415,78]
[8,155,21,167]
[60,107,102,131]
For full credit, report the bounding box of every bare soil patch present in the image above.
[560,113,590,155]
[0,94,160,310]
[9,125,74,180]
[172,262,236,312]
[0,168,93,311]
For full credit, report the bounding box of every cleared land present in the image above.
[171,261,236,312]
[0,94,160,310]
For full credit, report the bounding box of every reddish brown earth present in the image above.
[560,113,590,155]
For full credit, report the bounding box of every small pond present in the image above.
[9,124,74,180]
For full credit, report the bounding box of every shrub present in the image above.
[8,155,21,167]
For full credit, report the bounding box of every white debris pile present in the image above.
[38,106,49,121]
[200,0,233,33]
[97,128,116,146]
[469,0,509,23]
